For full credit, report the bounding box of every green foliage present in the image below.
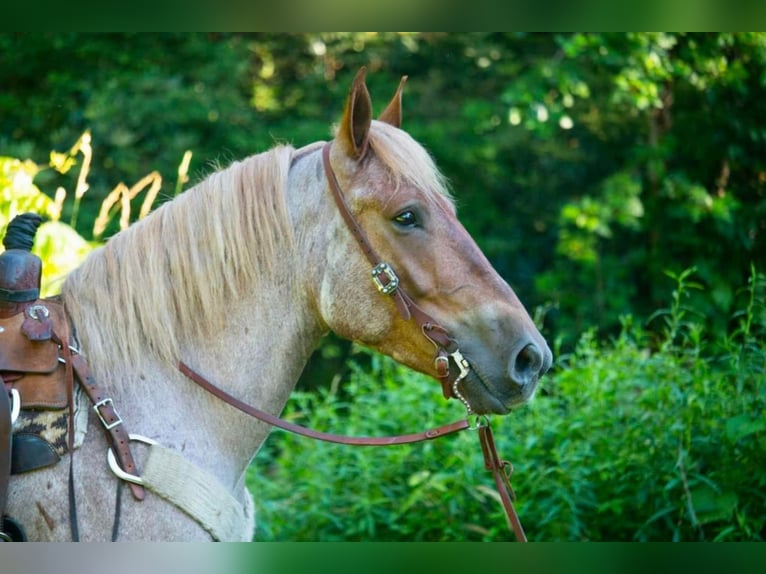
[0,155,94,295]
[248,350,516,541]
[0,157,57,221]
[249,268,765,541]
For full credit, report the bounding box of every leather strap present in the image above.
[322,144,458,377]
[56,325,79,540]
[0,386,10,520]
[479,424,527,541]
[65,349,145,501]
[179,361,469,445]
[51,323,145,501]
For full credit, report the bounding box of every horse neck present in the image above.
[171,272,325,485]
[171,149,335,487]
[68,147,333,494]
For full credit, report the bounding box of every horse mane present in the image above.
[62,145,297,369]
[61,122,451,371]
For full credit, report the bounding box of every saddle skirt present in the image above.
[0,300,70,409]
[1,299,88,473]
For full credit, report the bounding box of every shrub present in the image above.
[247,267,765,541]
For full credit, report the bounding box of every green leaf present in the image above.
[725,414,766,443]
[690,485,738,525]
[32,221,93,297]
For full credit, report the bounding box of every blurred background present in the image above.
[1,33,764,541]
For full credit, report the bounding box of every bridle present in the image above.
[177,142,528,541]
[320,142,474,409]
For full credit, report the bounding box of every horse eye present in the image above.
[393,210,418,228]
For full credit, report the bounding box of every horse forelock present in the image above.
[62,145,298,370]
[367,120,453,207]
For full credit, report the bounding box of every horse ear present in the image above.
[378,75,408,128]
[337,67,373,160]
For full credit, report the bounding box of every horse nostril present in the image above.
[512,342,544,385]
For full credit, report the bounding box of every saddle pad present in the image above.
[12,384,88,457]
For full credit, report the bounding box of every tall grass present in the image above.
[247,267,765,541]
[1,133,191,294]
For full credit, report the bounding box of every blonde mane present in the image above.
[62,145,297,369]
[62,123,450,371]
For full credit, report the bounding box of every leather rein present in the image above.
[177,142,527,541]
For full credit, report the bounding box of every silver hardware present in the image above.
[107,434,158,485]
[449,349,474,415]
[57,345,80,364]
[9,388,20,425]
[434,354,449,375]
[371,262,400,295]
[468,414,491,430]
[450,349,471,381]
[94,398,123,430]
[26,304,50,321]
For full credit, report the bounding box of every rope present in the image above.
[3,213,44,252]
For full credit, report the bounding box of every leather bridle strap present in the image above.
[0,386,11,536]
[53,333,146,503]
[178,361,469,445]
[321,144,458,377]
[479,424,527,542]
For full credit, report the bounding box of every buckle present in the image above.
[371,262,399,295]
[94,398,123,430]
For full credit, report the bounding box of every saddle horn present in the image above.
[0,213,44,304]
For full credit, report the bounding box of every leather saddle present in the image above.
[0,298,71,542]
[1,301,69,410]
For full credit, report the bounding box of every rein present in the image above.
[179,362,470,445]
[179,360,525,541]
[175,143,528,541]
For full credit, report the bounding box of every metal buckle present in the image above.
[26,304,50,321]
[94,398,123,430]
[468,414,491,430]
[371,262,399,295]
[434,354,449,377]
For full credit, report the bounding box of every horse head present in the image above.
[318,69,552,415]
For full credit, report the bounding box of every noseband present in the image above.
[321,143,475,412]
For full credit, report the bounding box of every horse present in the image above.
[6,68,552,541]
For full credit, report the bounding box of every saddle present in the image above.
[0,214,145,541]
[0,214,70,540]
[1,302,69,410]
